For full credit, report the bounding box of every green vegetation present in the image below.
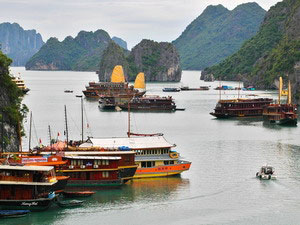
[173,3,266,70]
[26,30,111,71]
[0,51,28,141]
[204,0,300,89]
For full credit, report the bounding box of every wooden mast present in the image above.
[288,80,292,105]
[64,105,69,149]
[278,77,283,104]
[81,96,84,142]
[1,111,4,153]
[127,101,131,138]
[28,111,32,150]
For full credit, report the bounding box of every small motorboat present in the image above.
[57,200,84,208]
[256,165,276,180]
[64,90,73,93]
[0,210,30,218]
[62,191,95,198]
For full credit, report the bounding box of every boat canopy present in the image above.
[80,136,175,149]
[111,65,125,83]
[134,72,146,89]
[0,165,54,172]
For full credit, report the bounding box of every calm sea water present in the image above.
[4,67,300,225]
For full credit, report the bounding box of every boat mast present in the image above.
[48,125,52,146]
[1,111,4,153]
[18,121,22,153]
[28,111,32,150]
[278,77,283,104]
[288,80,292,104]
[128,101,131,138]
[219,79,221,100]
[81,96,83,142]
[238,80,240,99]
[64,105,69,149]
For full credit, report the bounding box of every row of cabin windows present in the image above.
[69,171,110,179]
[135,149,169,155]
[0,171,31,177]
[140,160,175,168]
[70,160,109,166]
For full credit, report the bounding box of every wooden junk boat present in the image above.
[210,98,273,118]
[83,66,145,99]
[77,134,191,178]
[12,149,138,187]
[263,78,297,126]
[0,165,59,211]
[99,95,178,111]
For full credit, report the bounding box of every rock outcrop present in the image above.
[0,51,26,152]
[26,29,111,71]
[98,39,182,82]
[173,3,266,70]
[0,22,44,66]
[112,37,128,50]
[204,0,300,104]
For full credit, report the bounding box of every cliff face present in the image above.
[98,41,129,81]
[26,29,111,71]
[0,22,44,66]
[98,39,181,82]
[173,3,266,70]
[112,37,128,50]
[204,0,300,104]
[0,51,25,152]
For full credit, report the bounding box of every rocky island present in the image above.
[203,0,300,104]
[0,22,44,66]
[98,39,181,82]
[173,3,266,70]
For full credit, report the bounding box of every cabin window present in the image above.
[141,162,147,168]
[164,161,169,165]
[170,161,174,165]
[102,171,109,178]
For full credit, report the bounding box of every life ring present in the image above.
[169,152,179,159]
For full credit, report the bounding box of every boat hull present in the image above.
[134,161,191,178]
[0,197,55,211]
[66,179,124,187]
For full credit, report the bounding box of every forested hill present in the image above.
[203,0,300,104]
[25,30,111,71]
[173,3,266,70]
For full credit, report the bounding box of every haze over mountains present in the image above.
[0,22,44,66]
[173,2,266,70]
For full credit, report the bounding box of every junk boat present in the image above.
[83,66,145,98]
[162,88,180,92]
[78,134,191,178]
[256,165,276,180]
[210,98,273,118]
[0,165,59,211]
[263,78,297,126]
[100,95,178,111]
[180,86,209,91]
[11,74,30,94]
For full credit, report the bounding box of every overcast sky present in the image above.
[0,0,281,49]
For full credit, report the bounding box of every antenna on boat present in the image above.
[28,111,32,150]
[76,95,84,142]
[48,125,52,146]
[64,105,69,149]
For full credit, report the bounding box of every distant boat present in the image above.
[11,74,30,94]
[64,90,73,93]
[162,88,180,92]
[256,165,276,180]
[263,78,297,126]
[180,86,209,91]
